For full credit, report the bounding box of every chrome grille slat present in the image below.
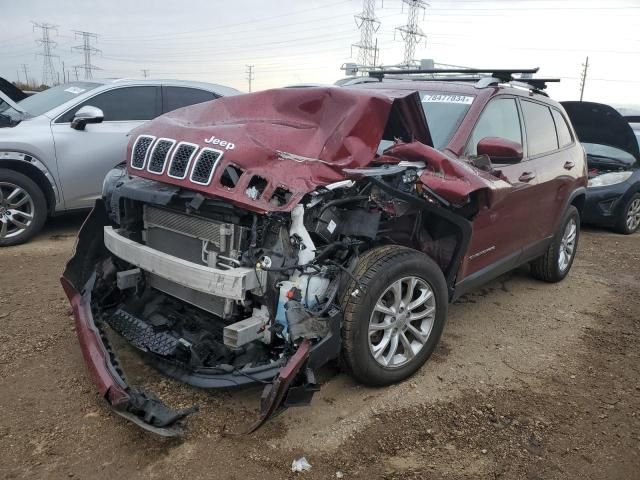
[130,135,155,170]
[190,147,223,185]
[168,142,198,179]
[147,138,175,174]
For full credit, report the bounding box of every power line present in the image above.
[395,0,428,67]
[579,56,589,101]
[353,0,381,71]
[32,22,59,86]
[246,65,254,92]
[72,30,101,79]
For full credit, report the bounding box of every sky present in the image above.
[1,0,640,105]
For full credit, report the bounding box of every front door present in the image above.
[51,85,160,210]
[457,96,539,279]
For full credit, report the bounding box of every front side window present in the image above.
[466,98,522,156]
[58,86,160,123]
[163,87,216,113]
[521,100,559,156]
[552,109,573,148]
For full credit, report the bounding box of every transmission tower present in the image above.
[352,0,381,71]
[72,30,101,79]
[33,22,59,86]
[395,0,428,67]
[246,65,254,92]
[141,69,150,78]
[21,64,30,87]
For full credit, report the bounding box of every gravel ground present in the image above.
[0,214,638,479]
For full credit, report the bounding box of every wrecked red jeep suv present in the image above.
[62,68,587,435]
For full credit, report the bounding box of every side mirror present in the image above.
[71,106,104,131]
[476,137,523,164]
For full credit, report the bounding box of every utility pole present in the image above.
[353,0,381,72]
[62,61,66,83]
[72,30,101,79]
[246,65,254,92]
[395,0,428,68]
[579,56,589,101]
[73,66,80,81]
[33,22,59,86]
[141,69,150,78]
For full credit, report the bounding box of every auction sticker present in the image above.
[422,94,474,104]
[64,87,86,94]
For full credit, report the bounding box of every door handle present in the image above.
[564,161,575,170]
[519,172,536,182]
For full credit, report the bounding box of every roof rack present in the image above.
[366,67,560,92]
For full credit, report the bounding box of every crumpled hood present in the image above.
[127,87,431,212]
[561,101,640,162]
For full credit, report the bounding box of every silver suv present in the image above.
[0,79,239,246]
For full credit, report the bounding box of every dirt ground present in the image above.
[0,214,638,480]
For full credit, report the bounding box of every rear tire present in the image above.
[530,205,580,283]
[0,168,47,247]
[614,193,640,234]
[340,246,448,387]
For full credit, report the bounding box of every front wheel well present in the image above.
[571,193,586,215]
[0,159,56,215]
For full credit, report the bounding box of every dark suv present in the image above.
[62,69,587,435]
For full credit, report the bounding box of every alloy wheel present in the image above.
[558,217,577,272]
[368,276,436,368]
[0,182,35,240]
[626,198,640,232]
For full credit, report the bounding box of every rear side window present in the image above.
[163,87,216,113]
[58,86,160,122]
[552,109,573,148]
[466,98,522,155]
[521,100,559,156]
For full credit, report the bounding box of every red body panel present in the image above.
[127,87,431,213]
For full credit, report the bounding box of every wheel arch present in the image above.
[366,177,472,298]
[0,153,60,214]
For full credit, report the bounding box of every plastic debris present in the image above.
[291,457,312,472]
[336,471,345,478]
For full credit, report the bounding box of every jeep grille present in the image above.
[130,135,155,170]
[147,138,175,174]
[168,142,198,179]
[190,148,223,185]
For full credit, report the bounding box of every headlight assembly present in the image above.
[588,171,633,188]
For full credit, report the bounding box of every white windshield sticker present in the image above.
[64,87,85,94]
[422,94,474,104]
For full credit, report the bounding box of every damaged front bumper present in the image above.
[61,202,341,436]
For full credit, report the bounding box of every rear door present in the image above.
[519,99,575,240]
[459,96,538,278]
[51,85,161,209]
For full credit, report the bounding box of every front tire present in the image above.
[0,168,47,247]
[530,205,580,282]
[614,193,640,234]
[340,246,448,387]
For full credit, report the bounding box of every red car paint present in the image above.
[127,87,432,213]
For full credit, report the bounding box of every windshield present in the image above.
[583,142,636,164]
[17,82,101,117]
[420,91,474,150]
[0,96,23,126]
[378,90,474,154]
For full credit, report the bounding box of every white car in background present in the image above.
[0,79,239,246]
